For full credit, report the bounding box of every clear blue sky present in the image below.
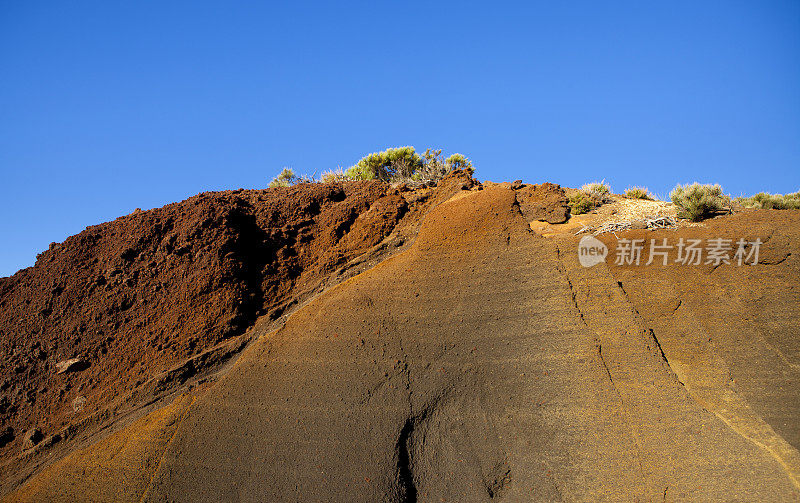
[1,1,799,277]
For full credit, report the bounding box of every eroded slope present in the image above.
[0,171,479,493]
[4,183,799,502]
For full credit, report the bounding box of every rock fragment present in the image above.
[515,183,570,224]
[22,427,43,450]
[72,395,87,412]
[55,358,89,374]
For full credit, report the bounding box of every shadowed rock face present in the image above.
[3,183,800,502]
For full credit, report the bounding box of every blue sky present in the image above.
[1,1,799,276]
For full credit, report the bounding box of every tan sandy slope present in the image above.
[4,183,800,502]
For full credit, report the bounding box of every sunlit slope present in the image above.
[9,186,799,502]
[140,187,798,502]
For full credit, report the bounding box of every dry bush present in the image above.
[581,181,611,196]
[569,180,613,215]
[269,168,298,188]
[624,186,654,200]
[339,147,473,186]
[320,168,356,183]
[670,183,731,221]
[269,168,315,188]
[569,192,595,215]
[734,191,800,210]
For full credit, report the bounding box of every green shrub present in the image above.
[445,153,473,173]
[343,163,375,181]
[670,183,731,221]
[789,191,800,208]
[734,191,800,210]
[341,146,472,185]
[565,181,610,217]
[344,146,423,182]
[569,192,595,215]
[269,168,297,188]
[624,186,654,200]
[568,180,613,216]
[271,148,475,187]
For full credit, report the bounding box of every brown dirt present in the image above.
[514,182,570,224]
[4,389,199,503]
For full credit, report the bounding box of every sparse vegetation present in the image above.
[581,181,611,196]
[569,180,614,215]
[268,168,315,188]
[569,192,595,215]
[343,146,422,182]
[269,168,297,188]
[624,186,654,200]
[270,147,474,188]
[320,167,355,183]
[734,191,800,210]
[412,148,451,182]
[669,183,731,221]
[342,146,473,184]
[444,153,474,173]
[411,148,474,184]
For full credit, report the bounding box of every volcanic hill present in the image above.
[1,171,798,502]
